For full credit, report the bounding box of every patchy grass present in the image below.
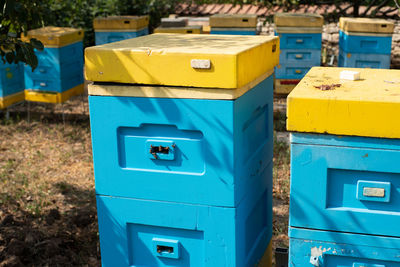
[0,97,99,266]
[272,133,290,250]
[0,96,291,266]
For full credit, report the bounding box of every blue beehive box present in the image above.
[287,67,400,266]
[94,16,149,45]
[0,62,25,109]
[274,13,323,95]
[85,33,279,266]
[209,14,257,35]
[338,17,394,69]
[23,26,84,103]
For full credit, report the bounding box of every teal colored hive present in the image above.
[287,67,400,266]
[22,26,84,103]
[95,28,149,45]
[86,34,278,266]
[274,13,323,81]
[93,15,149,45]
[0,62,24,98]
[338,17,394,69]
[0,62,25,109]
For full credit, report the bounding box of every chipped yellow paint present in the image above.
[257,240,272,267]
[88,69,273,100]
[287,67,400,139]
[154,26,202,34]
[21,26,84,47]
[275,79,299,95]
[93,15,149,30]
[209,14,257,28]
[25,84,84,104]
[274,13,323,27]
[85,33,279,89]
[339,17,394,34]
[0,91,24,109]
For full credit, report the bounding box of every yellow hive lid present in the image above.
[85,33,279,89]
[274,13,323,27]
[93,15,149,30]
[153,26,202,34]
[209,14,257,28]
[287,67,400,139]
[339,17,394,34]
[21,26,84,47]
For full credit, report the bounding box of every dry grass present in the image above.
[0,96,290,266]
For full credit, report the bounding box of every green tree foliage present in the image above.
[0,0,45,70]
[42,0,180,47]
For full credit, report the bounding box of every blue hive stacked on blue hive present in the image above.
[93,16,149,45]
[23,26,84,103]
[287,67,400,266]
[0,62,25,109]
[85,33,280,267]
[274,13,324,95]
[338,17,394,69]
[210,14,258,35]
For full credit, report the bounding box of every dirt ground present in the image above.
[0,95,290,266]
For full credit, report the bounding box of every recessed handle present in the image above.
[152,238,180,259]
[296,39,304,43]
[295,70,302,74]
[295,54,303,59]
[39,82,47,87]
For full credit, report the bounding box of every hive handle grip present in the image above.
[356,180,391,203]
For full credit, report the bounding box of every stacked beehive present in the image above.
[93,16,149,45]
[338,18,394,69]
[210,14,258,35]
[23,27,84,103]
[0,62,24,109]
[274,13,323,95]
[154,18,202,34]
[85,33,279,266]
[287,67,400,266]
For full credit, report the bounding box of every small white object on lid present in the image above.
[340,70,360,81]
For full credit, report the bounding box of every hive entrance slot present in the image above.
[124,20,130,24]
[242,19,249,22]
[157,245,174,254]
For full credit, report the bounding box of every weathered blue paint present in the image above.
[97,183,272,267]
[339,30,392,54]
[0,62,24,98]
[277,32,322,50]
[290,132,400,237]
[275,65,312,79]
[279,49,321,65]
[89,75,274,207]
[24,41,84,93]
[95,28,149,45]
[275,32,321,80]
[338,49,391,69]
[289,227,400,266]
[210,29,257,35]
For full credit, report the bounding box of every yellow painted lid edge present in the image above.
[88,69,273,100]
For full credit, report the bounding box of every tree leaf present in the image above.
[30,38,44,51]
